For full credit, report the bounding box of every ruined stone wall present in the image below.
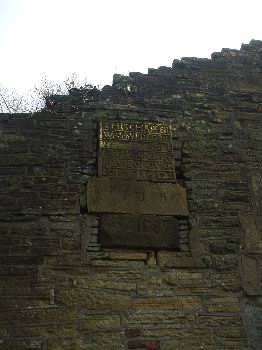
[0,40,262,350]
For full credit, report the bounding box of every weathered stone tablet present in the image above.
[87,177,188,216]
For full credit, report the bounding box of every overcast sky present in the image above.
[1,0,262,93]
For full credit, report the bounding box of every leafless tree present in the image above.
[0,73,92,113]
[0,85,30,113]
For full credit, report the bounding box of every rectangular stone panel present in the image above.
[98,120,176,182]
[100,214,179,249]
[240,255,261,295]
[87,177,189,216]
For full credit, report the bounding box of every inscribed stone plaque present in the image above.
[87,177,189,216]
[98,120,176,182]
[100,214,180,249]
[87,119,188,249]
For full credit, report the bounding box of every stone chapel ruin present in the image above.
[0,40,262,349]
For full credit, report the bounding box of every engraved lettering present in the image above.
[99,120,176,182]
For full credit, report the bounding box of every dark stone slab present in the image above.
[100,214,180,249]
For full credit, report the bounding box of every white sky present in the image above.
[1,0,262,93]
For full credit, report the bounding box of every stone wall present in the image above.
[0,40,262,349]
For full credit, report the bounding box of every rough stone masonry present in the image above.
[0,39,262,350]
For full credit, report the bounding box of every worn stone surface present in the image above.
[99,120,176,182]
[100,214,180,249]
[95,119,183,250]
[1,40,262,349]
[87,177,189,216]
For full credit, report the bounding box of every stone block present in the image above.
[100,214,180,249]
[158,251,195,267]
[109,251,147,261]
[87,177,189,216]
[206,297,241,313]
[80,315,121,331]
[133,296,201,311]
[127,340,160,350]
[125,328,142,338]
[240,255,261,295]
[56,287,132,311]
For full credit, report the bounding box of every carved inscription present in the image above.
[99,120,176,182]
[100,214,180,249]
[87,119,188,249]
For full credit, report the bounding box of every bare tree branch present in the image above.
[0,89,12,113]
[0,73,92,114]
